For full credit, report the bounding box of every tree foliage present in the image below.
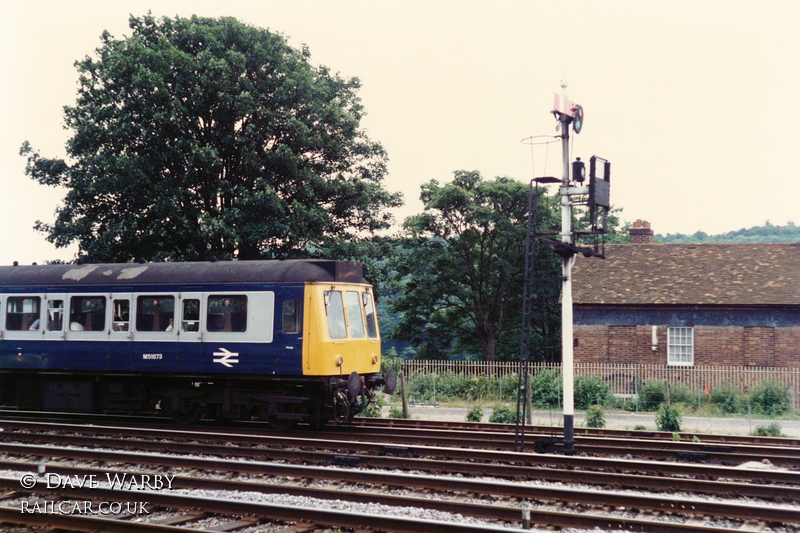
[21,14,400,262]
[657,221,800,243]
[390,171,560,362]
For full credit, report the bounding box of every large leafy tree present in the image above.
[390,171,560,362]
[21,14,401,262]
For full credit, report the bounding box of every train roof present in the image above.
[0,260,367,288]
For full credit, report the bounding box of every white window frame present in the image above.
[667,326,694,366]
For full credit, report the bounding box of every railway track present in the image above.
[0,417,798,531]
[0,442,798,532]
[2,408,798,451]
[3,416,800,468]
[350,416,800,448]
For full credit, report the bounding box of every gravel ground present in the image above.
[387,405,800,437]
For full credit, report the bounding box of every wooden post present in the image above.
[400,372,409,419]
[525,373,533,425]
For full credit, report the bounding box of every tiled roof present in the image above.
[571,242,800,306]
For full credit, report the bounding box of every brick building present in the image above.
[571,223,800,367]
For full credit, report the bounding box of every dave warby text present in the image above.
[37,473,175,490]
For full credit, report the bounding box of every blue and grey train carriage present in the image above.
[0,260,396,427]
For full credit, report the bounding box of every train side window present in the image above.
[282,300,301,334]
[6,297,41,331]
[182,299,200,332]
[113,299,130,331]
[69,296,106,331]
[207,295,247,332]
[362,292,378,339]
[345,291,365,339]
[323,291,347,340]
[47,299,64,331]
[136,296,175,332]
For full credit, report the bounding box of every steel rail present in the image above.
[0,493,517,533]
[3,418,800,467]
[1,442,798,503]
[350,417,800,448]
[0,506,221,533]
[0,472,788,533]
[322,422,800,459]
[1,410,797,449]
[1,427,799,487]
[3,443,800,523]
[315,426,800,466]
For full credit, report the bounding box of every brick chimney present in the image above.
[629,221,654,243]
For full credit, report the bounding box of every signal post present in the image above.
[543,85,609,455]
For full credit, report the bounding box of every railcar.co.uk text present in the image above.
[17,472,176,515]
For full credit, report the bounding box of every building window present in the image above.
[667,327,694,366]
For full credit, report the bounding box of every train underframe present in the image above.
[0,369,397,428]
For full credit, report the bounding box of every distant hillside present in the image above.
[657,222,799,243]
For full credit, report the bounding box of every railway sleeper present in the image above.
[738,519,768,531]
[151,511,206,526]
[684,515,712,527]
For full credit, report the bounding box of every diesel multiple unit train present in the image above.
[0,259,395,427]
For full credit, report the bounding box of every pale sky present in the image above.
[1,0,798,265]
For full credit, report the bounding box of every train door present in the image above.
[108,293,133,371]
[2,294,47,368]
[275,287,304,375]
[130,293,180,372]
[177,292,203,370]
[64,293,111,370]
[41,293,67,366]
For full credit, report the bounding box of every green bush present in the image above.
[640,379,697,411]
[752,422,785,437]
[405,372,437,403]
[710,381,744,414]
[497,374,523,401]
[585,405,605,428]
[381,347,404,375]
[465,405,484,422]
[749,380,791,416]
[488,405,518,424]
[612,396,639,412]
[460,375,494,400]
[358,395,384,418]
[655,403,683,432]
[666,381,693,404]
[405,372,522,403]
[529,368,562,408]
[638,379,666,411]
[574,375,611,409]
[388,406,405,418]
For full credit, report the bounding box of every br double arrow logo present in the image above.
[213,347,239,368]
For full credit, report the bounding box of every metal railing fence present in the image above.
[401,360,800,399]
